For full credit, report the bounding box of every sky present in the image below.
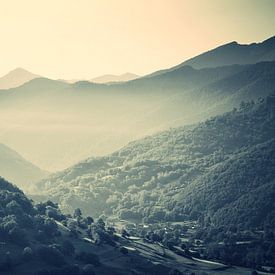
[0,0,274,79]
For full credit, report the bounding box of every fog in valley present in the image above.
[1,55,274,172]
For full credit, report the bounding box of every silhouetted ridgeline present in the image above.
[149,35,275,76]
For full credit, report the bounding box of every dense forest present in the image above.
[0,177,103,274]
[2,177,197,275]
[35,97,275,270]
[38,97,275,226]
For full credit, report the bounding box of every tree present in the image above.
[43,218,58,237]
[96,218,105,229]
[86,216,94,225]
[8,226,28,246]
[121,229,130,238]
[73,208,82,219]
[6,200,22,215]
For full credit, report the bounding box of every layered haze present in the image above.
[0,37,275,171]
[1,0,275,80]
[0,143,47,191]
[1,1,275,274]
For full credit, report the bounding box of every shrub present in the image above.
[43,218,58,237]
[46,206,66,221]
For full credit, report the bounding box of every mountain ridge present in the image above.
[0,68,40,89]
[0,61,274,171]
[90,72,139,83]
[0,143,48,191]
[146,35,275,78]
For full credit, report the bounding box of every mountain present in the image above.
[0,61,274,171]
[0,37,274,171]
[0,143,48,191]
[34,97,275,269]
[149,35,275,77]
[0,68,40,89]
[90,72,139,83]
[183,36,275,68]
[59,73,139,84]
[33,96,275,269]
[37,97,275,227]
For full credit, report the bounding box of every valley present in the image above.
[0,33,274,274]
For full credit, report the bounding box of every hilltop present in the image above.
[0,68,40,89]
[149,36,275,77]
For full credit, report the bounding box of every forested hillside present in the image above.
[38,97,275,231]
[1,177,196,275]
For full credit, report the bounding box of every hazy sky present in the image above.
[0,0,274,79]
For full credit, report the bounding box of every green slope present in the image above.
[37,97,275,230]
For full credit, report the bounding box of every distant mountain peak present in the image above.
[0,67,40,89]
[146,35,275,78]
[7,67,38,76]
[91,72,139,83]
[11,67,30,72]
